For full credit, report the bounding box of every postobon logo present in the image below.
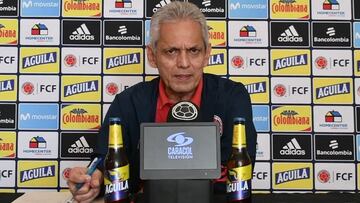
[62,0,101,17]
[64,80,98,97]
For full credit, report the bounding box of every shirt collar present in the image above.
[158,77,203,109]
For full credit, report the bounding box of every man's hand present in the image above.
[67,167,103,203]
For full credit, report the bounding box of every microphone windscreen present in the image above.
[167,101,200,122]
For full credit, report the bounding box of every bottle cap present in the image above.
[233,117,245,122]
[109,117,121,122]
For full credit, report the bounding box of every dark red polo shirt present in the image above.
[155,78,203,122]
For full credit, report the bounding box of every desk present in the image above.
[0,192,359,203]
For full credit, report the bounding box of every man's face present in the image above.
[147,19,211,99]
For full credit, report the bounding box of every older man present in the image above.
[67,2,257,203]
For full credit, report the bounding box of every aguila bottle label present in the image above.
[104,164,130,202]
[226,165,252,201]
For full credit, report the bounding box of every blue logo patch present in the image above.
[354,22,360,48]
[252,105,269,132]
[21,0,60,17]
[144,20,150,46]
[18,103,59,130]
[228,0,268,19]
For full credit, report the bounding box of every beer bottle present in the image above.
[104,117,130,203]
[226,117,252,203]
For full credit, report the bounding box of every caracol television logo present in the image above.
[228,0,268,19]
[61,104,101,130]
[62,0,101,17]
[312,22,351,48]
[18,161,58,187]
[21,0,60,17]
[272,106,311,132]
[272,162,313,189]
[0,19,18,45]
[20,19,60,45]
[18,103,59,130]
[189,0,225,18]
[62,20,101,45]
[228,21,268,47]
[103,48,143,74]
[61,76,101,102]
[271,50,310,75]
[105,0,143,18]
[315,134,354,161]
[104,20,143,46]
[167,132,193,160]
[312,50,352,76]
[0,104,16,129]
[0,132,16,158]
[229,49,268,76]
[270,0,310,19]
[315,163,355,190]
[272,134,312,160]
[0,0,18,16]
[146,0,172,18]
[270,22,309,47]
[60,132,96,158]
[207,21,226,47]
[20,47,60,73]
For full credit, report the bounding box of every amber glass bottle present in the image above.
[104,117,130,203]
[226,117,252,203]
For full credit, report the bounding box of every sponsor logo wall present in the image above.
[0,0,359,193]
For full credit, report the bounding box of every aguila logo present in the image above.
[315,56,327,69]
[274,84,286,97]
[64,54,77,67]
[106,82,119,96]
[22,82,34,95]
[231,56,244,68]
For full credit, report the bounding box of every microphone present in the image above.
[167,101,200,122]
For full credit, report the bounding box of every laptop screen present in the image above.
[140,122,221,179]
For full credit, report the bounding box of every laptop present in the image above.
[140,122,221,180]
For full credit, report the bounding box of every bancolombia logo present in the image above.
[0,0,18,16]
[189,0,225,18]
[312,22,351,47]
[167,132,193,160]
[315,134,354,161]
[104,20,143,46]
[0,104,16,129]
[62,20,101,45]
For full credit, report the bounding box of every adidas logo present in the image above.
[280,138,305,155]
[329,140,338,149]
[202,0,211,7]
[118,25,127,34]
[68,136,93,154]
[69,23,95,41]
[278,25,303,42]
[326,27,336,36]
[153,0,171,13]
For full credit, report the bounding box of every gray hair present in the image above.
[149,1,209,50]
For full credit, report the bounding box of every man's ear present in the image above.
[202,43,212,67]
[146,45,157,68]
